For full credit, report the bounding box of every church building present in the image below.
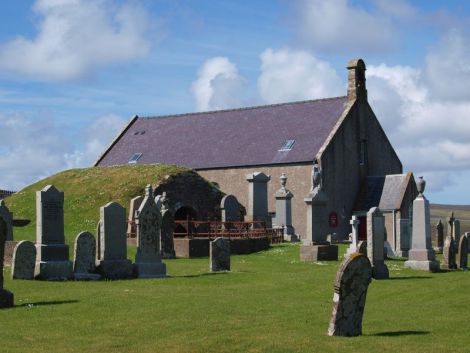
[95,59,407,241]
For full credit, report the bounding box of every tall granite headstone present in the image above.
[246,172,271,226]
[327,253,372,337]
[96,202,133,279]
[274,174,297,242]
[160,192,176,259]
[466,232,470,253]
[73,231,100,280]
[134,185,166,278]
[396,218,410,257]
[447,212,455,240]
[366,207,389,279]
[34,185,73,280]
[220,195,240,222]
[434,219,444,254]
[126,195,143,238]
[210,237,230,272]
[0,200,13,241]
[458,235,468,270]
[453,219,461,245]
[11,241,36,280]
[442,235,457,270]
[300,162,338,261]
[0,212,14,307]
[345,216,360,257]
[404,177,440,272]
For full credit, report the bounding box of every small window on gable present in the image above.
[128,153,142,164]
[279,139,295,151]
[359,140,367,165]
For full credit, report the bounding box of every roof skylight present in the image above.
[278,139,295,151]
[128,153,142,164]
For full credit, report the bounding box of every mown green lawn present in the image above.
[1,243,469,353]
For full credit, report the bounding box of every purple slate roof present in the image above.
[96,96,349,169]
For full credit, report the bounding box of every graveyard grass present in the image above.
[2,243,470,353]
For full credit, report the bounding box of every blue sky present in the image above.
[0,0,469,204]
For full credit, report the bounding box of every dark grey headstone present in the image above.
[458,235,468,270]
[210,237,230,272]
[12,241,36,280]
[161,210,176,259]
[73,232,100,280]
[220,195,239,222]
[436,220,444,250]
[328,253,372,336]
[0,212,14,307]
[0,200,13,241]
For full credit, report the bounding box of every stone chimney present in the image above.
[347,59,367,102]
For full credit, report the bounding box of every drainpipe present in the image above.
[392,210,396,254]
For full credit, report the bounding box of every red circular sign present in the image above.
[329,212,338,228]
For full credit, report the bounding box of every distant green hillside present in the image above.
[5,164,191,246]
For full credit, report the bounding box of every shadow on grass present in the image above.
[173,272,231,279]
[389,276,432,280]
[15,300,79,308]
[369,330,430,337]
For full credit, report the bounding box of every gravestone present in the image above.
[404,177,440,272]
[345,216,360,257]
[442,235,457,270]
[126,195,143,237]
[453,219,461,245]
[134,185,166,278]
[447,212,455,239]
[160,192,176,259]
[73,232,100,280]
[11,241,36,280]
[396,218,410,257]
[0,211,14,307]
[366,207,389,279]
[34,185,73,280]
[466,232,470,253]
[300,163,338,261]
[458,235,468,270]
[327,253,372,337]
[220,195,240,222]
[434,219,444,254]
[246,172,271,226]
[274,174,297,242]
[210,237,230,272]
[96,202,133,279]
[0,200,13,241]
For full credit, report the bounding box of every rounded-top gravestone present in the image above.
[11,240,36,280]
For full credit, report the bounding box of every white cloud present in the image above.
[426,29,470,101]
[191,57,245,111]
[293,0,395,52]
[0,113,126,190]
[258,48,344,104]
[0,0,151,81]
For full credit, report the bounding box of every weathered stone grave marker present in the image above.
[434,219,444,254]
[96,201,133,279]
[442,235,457,270]
[327,253,372,337]
[274,174,297,241]
[220,194,240,222]
[345,216,360,257]
[0,211,14,307]
[454,219,461,246]
[404,177,440,272]
[0,200,13,241]
[210,237,230,272]
[458,235,468,270]
[11,241,36,280]
[367,207,389,279]
[127,195,143,238]
[160,192,176,259]
[246,172,270,226]
[73,231,100,280]
[34,185,73,280]
[134,185,166,278]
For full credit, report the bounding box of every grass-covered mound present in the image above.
[1,243,469,353]
[5,164,191,245]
